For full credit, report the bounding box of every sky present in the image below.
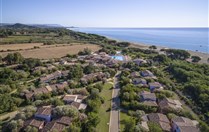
[0,0,208,27]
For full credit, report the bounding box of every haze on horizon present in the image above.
[1,0,208,28]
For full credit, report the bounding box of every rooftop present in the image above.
[36,107,52,116]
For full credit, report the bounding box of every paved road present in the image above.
[109,71,121,132]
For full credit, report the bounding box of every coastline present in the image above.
[69,28,209,64]
[130,42,209,64]
[105,36,209,64]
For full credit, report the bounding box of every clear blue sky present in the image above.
[1,0,208,27]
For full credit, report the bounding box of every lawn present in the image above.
[120,111,132,131]
[96,83,113,132]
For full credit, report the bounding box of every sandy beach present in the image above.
[129,42,209,64]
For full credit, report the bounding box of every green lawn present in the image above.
[120,111,132,131]
[96,83,113,132]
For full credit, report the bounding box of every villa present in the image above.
[133,58,147,65]
[147,113,171,131]
[42,120,66,132]
[56,116,73,126]
[140,91,157,101]
[71,102,87,110]
[140,91,158,107]
[63,95,78,104]
[141,70,154,77]
[24,119,45,130]
[34,107,52,122]
[80,72,106,84]
[131,71,140,78]
[23,82,68,100]
[159,98,183,112]
[40,71,62,83]
[148,82,163,92]
[171,116,199,132]
[132,78,147,85]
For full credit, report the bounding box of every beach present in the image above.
[70,28,209,64]
[130,42,209,64]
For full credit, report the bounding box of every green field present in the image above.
[96,83,113,132]
[0,35,76,44]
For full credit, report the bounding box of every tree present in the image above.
[0,55,2,63]
[64,125,81,132]
[191,56,201,62]
[149,45,157,50]
[53,105,79,117]
[86,112,100,127]
[3,52,24,65]
[23,58,42,68]
[148,122,163,132]
[68,65,83,80]
[116,42,130,47]
[78,48,92,55]
[84,64,96,74]
[164,49,190,60]
[87,98,102,112]
[25,126,38,132]
[123,119,136,132]
[153,54,169,64]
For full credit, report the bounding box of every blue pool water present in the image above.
[69,28,209,53]
[111,56,124,61]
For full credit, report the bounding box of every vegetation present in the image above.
[96,83,113,132]
[0,24,209,131]
[78,48,92,55]
[191,55,201,62]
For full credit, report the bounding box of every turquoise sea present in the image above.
[70,28,209,53]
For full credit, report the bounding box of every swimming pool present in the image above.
[111,56,124,61]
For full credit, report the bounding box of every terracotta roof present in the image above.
[36,107,52,116]
[56,83,67,90]
[177,126,199,132]
[147,113,171,131]
[56,116,72,126]
[24,119,44,129]
[172,117,196,126]
[77,95,86,100]
[45,86,53,92]
[25,92,34,99]
[141,70,154,76]
[63,95,77,102]
[42,121,66,132]
[172,117,199,132]
[131,72,140,77]
[40,71,62,82]
[159,98,182,111]
[71,102,87,110]
[141,91,156,100]
[149,82,162,87]
[49,84,57,91]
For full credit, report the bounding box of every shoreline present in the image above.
[130,42,209,64]
[69,28,209,64]
[105,36,209,64]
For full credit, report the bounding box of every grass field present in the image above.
[0,44,101,59]
[0,36,32,43]
[120,111,132,131]
[0,35,76,44]
[96,83,113,132]
[0,43,43,51]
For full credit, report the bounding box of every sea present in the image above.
[69,28,209,54]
